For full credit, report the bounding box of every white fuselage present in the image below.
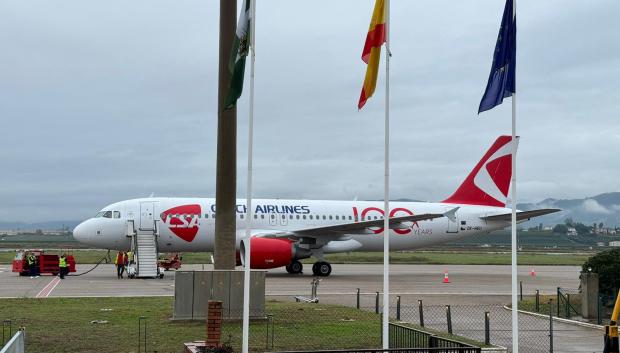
[73,197,512,252]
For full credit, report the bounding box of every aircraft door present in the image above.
[446,213,459,233]
[140,202,156,231]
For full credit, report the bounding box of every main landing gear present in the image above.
[285,260,303,274]
[312,261,332,277]
[285,260,332,276]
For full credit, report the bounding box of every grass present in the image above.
[0,296,490,353]
[320,250,593,266]
[0,249,594,266]
[0,250,213,265]
[0,297,381,353]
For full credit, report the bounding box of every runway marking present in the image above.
[36,277,61,298]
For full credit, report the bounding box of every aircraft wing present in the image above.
[254,212,445,241]
[480,208,561,222]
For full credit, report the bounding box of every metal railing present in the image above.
[271,348,482,353]
[389,323,480,351]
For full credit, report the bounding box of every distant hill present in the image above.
[518,192,620,227]
[0,221,81,231]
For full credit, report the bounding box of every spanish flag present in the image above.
[358,0,386,110]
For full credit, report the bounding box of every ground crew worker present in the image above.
[58,253,68,279]
[27,252,39,276]
[115,251,125,279]
[123,252,129,278]
[127,250,134,265]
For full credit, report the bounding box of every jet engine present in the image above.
[240,237,311,269]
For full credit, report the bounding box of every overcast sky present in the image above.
[1,0,618,222]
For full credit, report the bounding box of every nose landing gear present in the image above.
[312,261,332,277]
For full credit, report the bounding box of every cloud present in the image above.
[581,199,612,215]
[0,0,619,222]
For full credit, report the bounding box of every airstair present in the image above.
[127,220,161,278]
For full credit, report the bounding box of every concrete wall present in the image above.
[0,330,25,353]
[581,272,599,319]
[173,270,265,320]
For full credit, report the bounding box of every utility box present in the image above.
[173,270,266,320]
[581,272,599,319]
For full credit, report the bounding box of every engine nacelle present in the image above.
[240,237,311,269]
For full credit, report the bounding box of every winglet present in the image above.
[444,207,460,222]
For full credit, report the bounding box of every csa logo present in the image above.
[160,204,201,242]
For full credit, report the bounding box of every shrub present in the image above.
[582,248,620,298]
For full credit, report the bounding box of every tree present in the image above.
[582,248,620,299]
[574,222,592,236]
[553,224,568,234]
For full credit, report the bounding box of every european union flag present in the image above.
[479,0,516,114]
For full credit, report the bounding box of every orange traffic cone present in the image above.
[443,270,450,283]
[530,268,537,277]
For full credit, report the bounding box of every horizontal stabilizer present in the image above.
[481,208,561,222]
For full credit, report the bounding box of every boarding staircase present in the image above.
[127,220,160,278]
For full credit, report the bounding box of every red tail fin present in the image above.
[442,136,518,207]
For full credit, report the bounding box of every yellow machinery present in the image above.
[604,290,620,353]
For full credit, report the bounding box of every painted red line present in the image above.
[36,276,61,298]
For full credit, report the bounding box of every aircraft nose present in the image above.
[73,220,90,242]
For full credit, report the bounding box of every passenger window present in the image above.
[205,214,209,219]
[282,215,286,219]
[102,211,112,218]
[113,211,121,219]
[212,214,216,219]
[240,214,244,219]
[309,215,313,220]
[271,214,275,219]
[296,215,300,220]
[261,215,265,219]
[323,215,326,220]
[349,216,352,220]
[254,214,258,219]
[289,215,293,219]
[303,215,306,220]
[329,215,332,220]
[335,216,339,220]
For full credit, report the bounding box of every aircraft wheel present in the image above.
[286,260,303,274]
[312,261,332,277]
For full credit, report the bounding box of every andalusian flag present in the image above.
[224,0,252,110]
[358,0,386,110]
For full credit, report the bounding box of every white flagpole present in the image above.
[510,1,518,352]
[511,91,518,352]
[382,0,391,349]
[242,0,256,352]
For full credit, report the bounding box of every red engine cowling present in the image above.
[240,238,294,269]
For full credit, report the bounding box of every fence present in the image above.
[272,349,481,353]
[389,323,480,351]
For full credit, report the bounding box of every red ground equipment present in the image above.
[12,250,76,276]
[158,253,182,271]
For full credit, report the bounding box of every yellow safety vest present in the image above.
[59,256,67,267]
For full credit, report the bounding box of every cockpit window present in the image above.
[95,212,104,218]
[113,211,121,219]
[102,211,112,218]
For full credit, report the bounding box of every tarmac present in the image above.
[0,263,603,352]
[0,263,578,299]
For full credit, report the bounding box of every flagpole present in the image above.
[510,0,518,351]
[511,91,518,353]
[382,0,391,349]
[242,0,256,352]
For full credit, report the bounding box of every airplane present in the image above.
[73,135,559,277]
